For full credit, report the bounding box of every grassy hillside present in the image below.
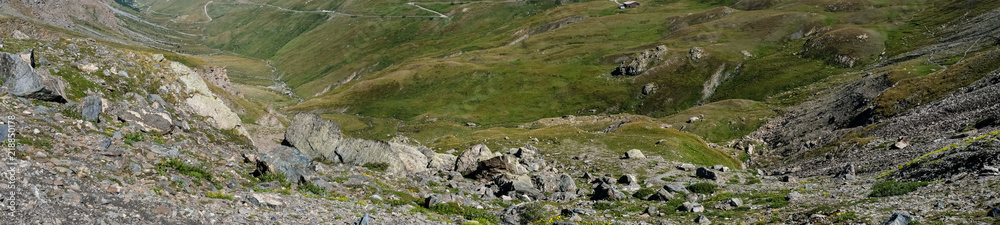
[103,0,1000,167]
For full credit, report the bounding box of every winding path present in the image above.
[204,1,213,22]
[407,2,448,18]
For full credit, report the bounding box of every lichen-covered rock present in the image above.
[257,145,312,183]
[0,52,67,102]
[171,62,241,130]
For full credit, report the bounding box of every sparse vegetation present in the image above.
[362,162,390,172]
[206,190,234,200]
[870,180,930,197]
[156,158,214,183]
[256,171,291,188]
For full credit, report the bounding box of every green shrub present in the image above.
[60,108,82,120]
[520,202,552,224]
[594,202,615,211]
[124,132,144,145]
[157,158,214,183]
[687,182,718,194]
[632,188,657,199]
[300,182,325,195]
[363,162,390,172]
[870,180,930,197]
[206,190,234,200]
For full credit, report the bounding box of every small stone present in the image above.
[248,193,284,208]
[664,184,689,194]
[151,205,171,215]
[881,212,912,225]
[695,214,710,224]
[786,191,803,201]
[644,206,658,215]
[356,213,371,225]
[724,198,743,207]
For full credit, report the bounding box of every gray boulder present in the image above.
[426,153,457,171]
[455,143,491,176]
[0,125,8,143]
[109,107,174,134]
[532,174,560,193]
[333,138,429,174]
[472,155,527,179]
[665,184,690,194]
[549,192,577,202]
[285,113,344,159]
[147,144,180,158]
[695,214,710,224]
[82,96,102,122]
[881,212,912,225]
[248,193,284,208]
[12,30,29,39]
[355,213,370,225]
[836,164,857,180]
[494,173,543,199]
[647,189,675,201]
[625,149,646,159]
[257,146,312,183]
[696,167,718,180]
[283,113,427,174]
[592,182,626,201]
[0,52,67,102]
[557,173,577,192]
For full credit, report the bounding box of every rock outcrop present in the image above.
[612,45,667,76]
[0,52,67,102]
[196,66,242,98]
[283,113,428,174]
[171,62,242,130]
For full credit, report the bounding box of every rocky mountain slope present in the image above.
[2,0,1000,225]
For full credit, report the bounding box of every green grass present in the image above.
[156,158,214,183]
[870,180,930,197]
[424,202,497,225]
[124,132,145,145]
[686,182,717,194]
